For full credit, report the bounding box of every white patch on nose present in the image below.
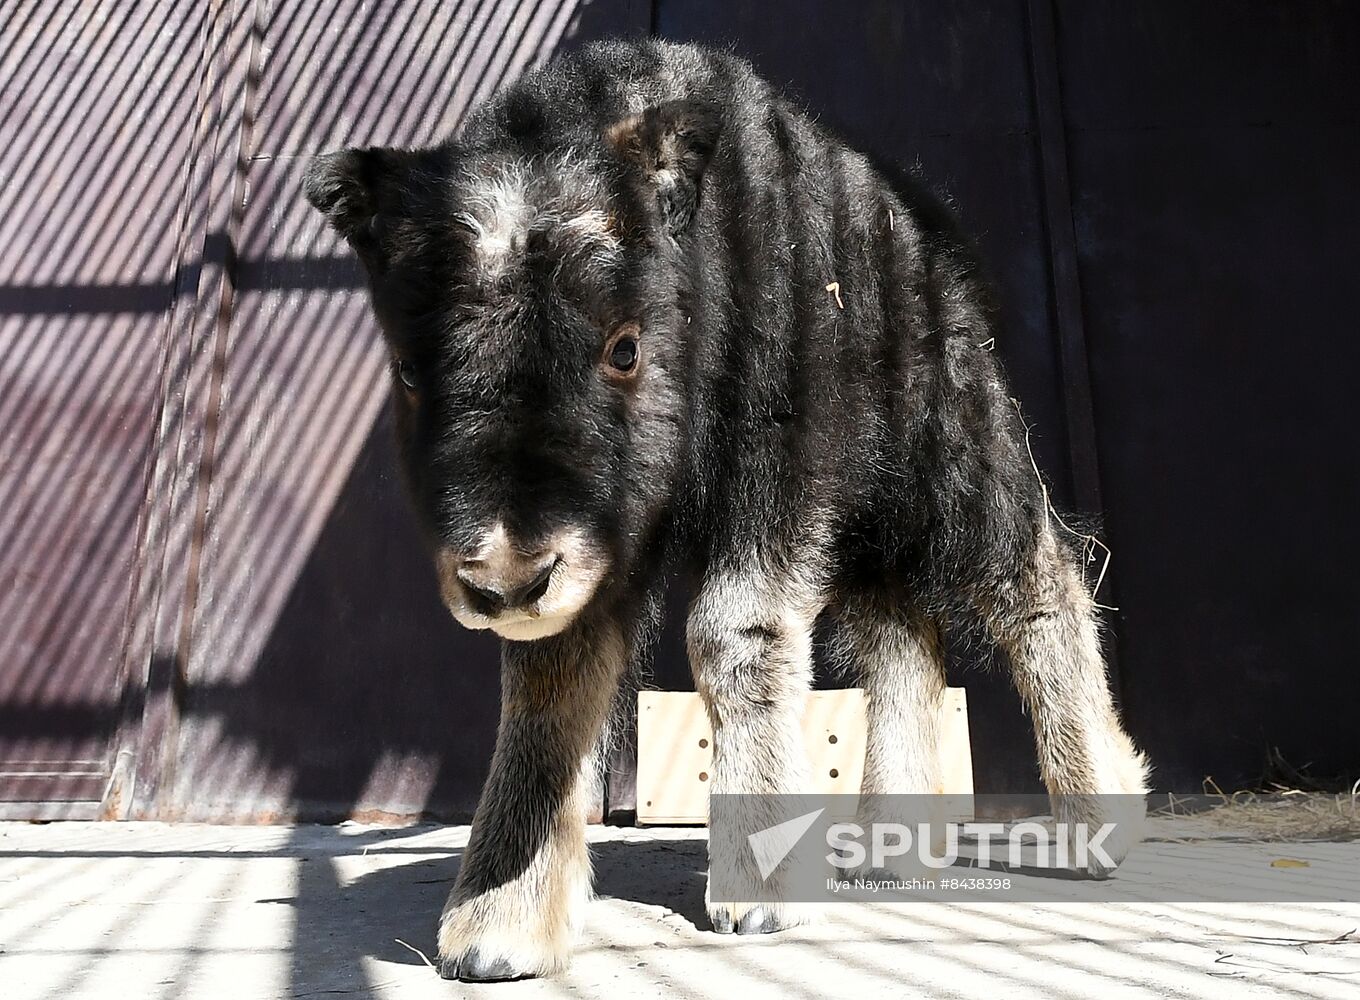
[437,522,610,642]
[470,521,516,572]
[479,523,509,553]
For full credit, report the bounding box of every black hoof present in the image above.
[440,946,535,983]
[736,906,782,935]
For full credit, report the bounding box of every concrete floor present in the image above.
[2,820,1358,999]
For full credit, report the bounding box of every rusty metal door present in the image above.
[0,2,210,808]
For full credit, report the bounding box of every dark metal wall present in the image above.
[1,1,1355,819]
[1056,3,1360,788]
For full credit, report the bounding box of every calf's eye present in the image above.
[395,358,418,391]
[610,337,638,372]
[603,324,641,378]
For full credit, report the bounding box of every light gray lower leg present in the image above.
[688,563,822,933]
[991,528,1150,875]
[845,606,947,798]
[437,619,627,980]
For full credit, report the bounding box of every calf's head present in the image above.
[304,102,719,641]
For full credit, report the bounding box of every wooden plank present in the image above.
[636,688,972,825]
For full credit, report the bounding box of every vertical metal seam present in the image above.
[126,0,244,819]
[167,0,266,776]
[1027,0,1104,513]
[129,0,266,816]
[1025,0,1124,697]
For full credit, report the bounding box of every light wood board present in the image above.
[636,688,972,825]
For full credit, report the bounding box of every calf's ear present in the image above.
[304,147,405,264]
[605,99,721,234]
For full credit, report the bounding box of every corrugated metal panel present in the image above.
[148,0,649,821]
[0,1,210,804]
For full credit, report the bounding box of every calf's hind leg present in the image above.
[839,598,952,867]
[988,527,1150,876]
[688,559,822,935]
[843,601,948,799]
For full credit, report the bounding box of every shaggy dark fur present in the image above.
[305,42,1036,604]
[306,38,1147,983]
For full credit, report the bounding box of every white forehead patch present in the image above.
[454,157,621,281]
[561,208,615,241]
[454,166,531,274]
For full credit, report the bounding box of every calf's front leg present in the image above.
[438,620,626,982]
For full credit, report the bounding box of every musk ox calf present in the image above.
[306,38,1149,982]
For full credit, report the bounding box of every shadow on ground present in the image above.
[283,830,710,991]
